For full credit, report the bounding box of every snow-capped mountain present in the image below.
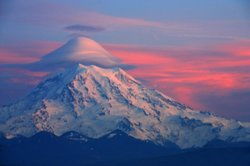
[1,64,250,149]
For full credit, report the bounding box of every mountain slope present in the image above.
[1,64,250,149]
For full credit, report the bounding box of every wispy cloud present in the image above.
[215,39,250,57]
[5,1,165,29]
[3,0,249,43]
[0,40,60,64]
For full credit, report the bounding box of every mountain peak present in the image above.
[62,64,141,89]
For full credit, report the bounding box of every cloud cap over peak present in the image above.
[27,37,121,70]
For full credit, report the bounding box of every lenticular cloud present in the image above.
[28,37,121,70]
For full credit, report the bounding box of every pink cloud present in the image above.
[0,48,38,64]
[0,67,48,85]
[0,67,48,77]
[104,41,250,110]
[216,40,250,57]
[0,40,60,64]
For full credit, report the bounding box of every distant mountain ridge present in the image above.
[0,130,176,165]
[1,130,250,166]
